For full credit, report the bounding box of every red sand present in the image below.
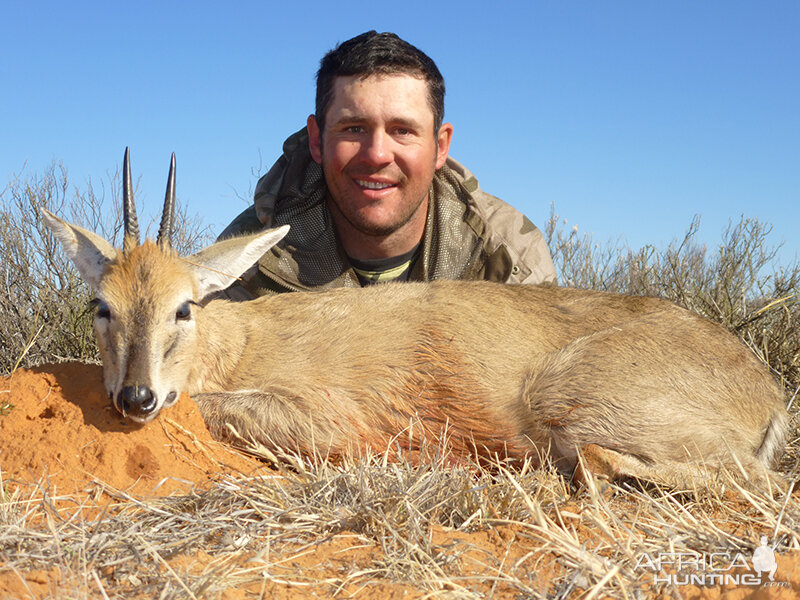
[0,362,260,497]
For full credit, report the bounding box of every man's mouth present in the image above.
[356,179,395,190]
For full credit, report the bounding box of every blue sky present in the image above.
[2,1,798,266]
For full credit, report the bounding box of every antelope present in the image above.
[41,150,789,488]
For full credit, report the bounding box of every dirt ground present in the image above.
[0,363,259,497]
[1,364,798,599]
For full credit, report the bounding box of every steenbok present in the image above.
[41,150,788,488]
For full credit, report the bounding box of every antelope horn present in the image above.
[157,153,176,249]
[122,147,140,252]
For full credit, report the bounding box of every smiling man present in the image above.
[219,31,556,295]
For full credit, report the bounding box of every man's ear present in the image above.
[435,122,454,169]
[307,114,323,164]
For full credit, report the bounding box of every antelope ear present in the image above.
[40,209,118,291]
[187,225,290,298]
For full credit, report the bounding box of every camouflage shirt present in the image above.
[219,129,557,298]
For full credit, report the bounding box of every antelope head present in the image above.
[41,149,289,423]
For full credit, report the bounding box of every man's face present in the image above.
[308,74,452,239]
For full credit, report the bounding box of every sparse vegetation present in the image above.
[1,164,799,598]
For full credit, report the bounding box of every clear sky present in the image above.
[2,1,798,265]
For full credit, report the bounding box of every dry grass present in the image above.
[2,450,799,598]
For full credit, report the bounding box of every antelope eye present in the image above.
[91,299,111,320]
[175,301,192,321]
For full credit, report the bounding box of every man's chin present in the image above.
[327,192,427,240]
[335,204,405,236]
[350,217,403,238]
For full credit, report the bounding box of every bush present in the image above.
[0,161,213,374]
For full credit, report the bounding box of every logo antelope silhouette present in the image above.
[41,150,788,488]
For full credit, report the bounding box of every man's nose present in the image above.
[361,130,391,165]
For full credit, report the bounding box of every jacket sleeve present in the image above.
[444,157,557,285]
[479,192,558,285]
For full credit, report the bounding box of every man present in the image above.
[219,31,556,297]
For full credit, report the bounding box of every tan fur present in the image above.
[42,213,789,489]
[93,243,198,408]
[191,282,787,486]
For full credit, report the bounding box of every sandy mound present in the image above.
[0,362,260,497]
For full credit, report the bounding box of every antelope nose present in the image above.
[118,385,157,417]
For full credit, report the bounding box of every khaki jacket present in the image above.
[219,129,556,298]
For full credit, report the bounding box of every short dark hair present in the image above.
[315,31,446,133]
